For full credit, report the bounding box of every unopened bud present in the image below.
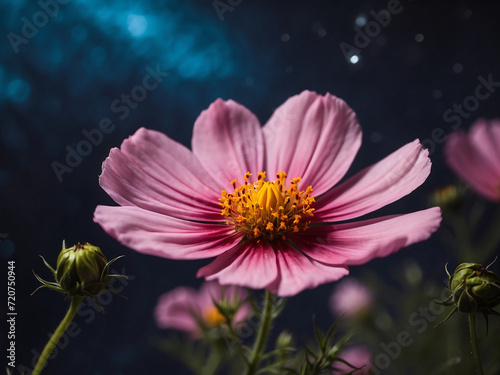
[448,262,500,314]
[56,243,109,296]
[276,330,294,349]
[33,241,126,300]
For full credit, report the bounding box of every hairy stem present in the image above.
[246,290,274,375]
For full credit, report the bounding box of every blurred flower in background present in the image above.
[154,281,250,336]
[329,278,374,318]
[445,119,500,202]
[333,345,372,374]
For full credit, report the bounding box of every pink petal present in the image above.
[470,119,500,169]
[329,278,373,317]
[263,91,362,196]
[191,99,264,189]
[155,286,201,332]
[199,281,251,325]
[335,345,372,373]
[198,281,240,309]
[94,205,243,259]
[197,241,278,290]
[445,127,500,201]
[292,207,442,266]
[314,140,431,222]
[100,128,224,222]
[267,241,349,297]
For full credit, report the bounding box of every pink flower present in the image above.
[94,90,442,297]
[333,345,372,374]
[155,281,250,335]
[445,119,500,202]
[329,278,373,317]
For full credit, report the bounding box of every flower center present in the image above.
[219,171,315,241]
[203,305,226,327]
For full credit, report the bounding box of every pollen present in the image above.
[219,171,315,241]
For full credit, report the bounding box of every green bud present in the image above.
[448,262,500,314]
[56,243,109,296]
[33,241,126,300]
[275,330,294,349]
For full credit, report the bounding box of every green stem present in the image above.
[246,290,274,375]
[33,297,83,375]
[226,318,249,366]
[469,313,484,375]
[201,345,222,375]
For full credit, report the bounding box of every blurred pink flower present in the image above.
[333,345,372,374]
[94,90,441,297]
[445,119,500,202]
[329,278,373,317]
[155,281,250,335]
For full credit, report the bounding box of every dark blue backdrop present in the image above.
[2,0,500,374]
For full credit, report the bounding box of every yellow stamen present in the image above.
[219,171,315,241]
[203,305,226,327]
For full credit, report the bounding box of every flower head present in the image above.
[155,281,250,336]
[94,91,441,296]
[445,119,500,202]
[329,278,374,317]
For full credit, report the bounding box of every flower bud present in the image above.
[33,241,126,300]
[448,262,500,314]
[275,330,294,349]
[56,243,109,296]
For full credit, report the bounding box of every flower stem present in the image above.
[469,313,484,375]
[226,318,249,366]
[246,290,274,375]
[33,297,83,375]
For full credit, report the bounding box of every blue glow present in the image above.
[70,0,237,80]
[127,14,148,37]
[179,56,210,79]
[90,46,107,66]
[7,78,31,102]
[71,25,88,42]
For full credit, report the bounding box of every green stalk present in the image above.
[469,313,484,375]
[201,344,223,375]
[226,318,249,366]
[246,290,274,375]
[33,297,83,375]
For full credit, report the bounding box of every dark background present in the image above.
[1,0,500,374]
